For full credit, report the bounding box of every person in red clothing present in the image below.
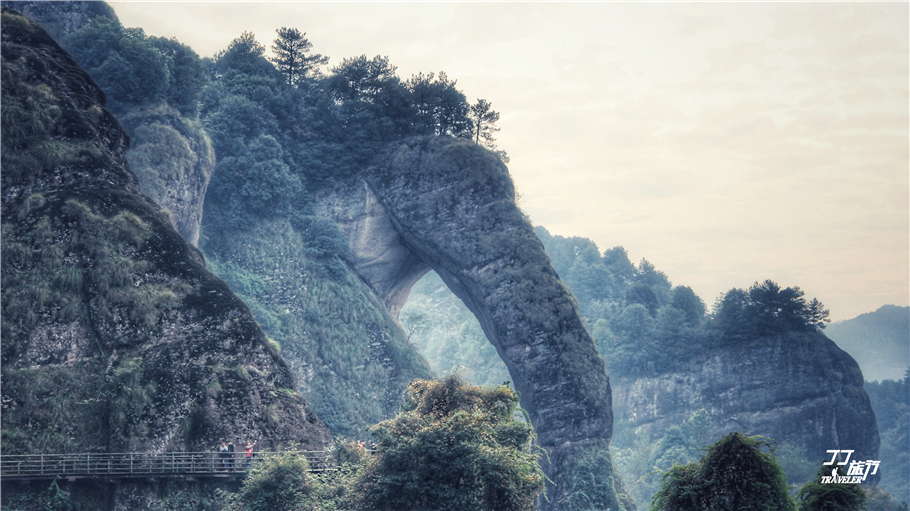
[245,440,256,468]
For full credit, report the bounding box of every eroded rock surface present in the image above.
[1,6,329,464]
[121,107,216,246]
[314,180,431,320]
[351,137,627,509]
[613,332,879,466]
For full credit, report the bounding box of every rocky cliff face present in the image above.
[613,331,879,465]
[308,137,631,510]
[0,4,329,465]
[3,1,216,247]
[313,179,431,321]
[0,0,116,40]
[121,106,215,246]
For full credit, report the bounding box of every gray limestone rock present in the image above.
[613,332,879,469]
[121,107,216,247]
[328,137,629,509]
[0,3,329,479]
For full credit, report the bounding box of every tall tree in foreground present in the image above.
[270,27,328,86]
[649,432,796,511]
[355,376,544,511]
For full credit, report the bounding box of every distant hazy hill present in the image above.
[826,305,909,382]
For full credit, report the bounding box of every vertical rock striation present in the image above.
[120,106,216,246]
[0,3,328,478]
[612,332,879,467]
[352,137,629,509]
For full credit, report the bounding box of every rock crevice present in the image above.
[612,332,879,467]
[317,137,625,509]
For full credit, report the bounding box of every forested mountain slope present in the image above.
[826,305,909,382]
[1,8,329,507]
[31,5,632,509]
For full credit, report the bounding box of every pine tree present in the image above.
[469,98,500,145]
[270,27,328,86]
[469,99,509,163]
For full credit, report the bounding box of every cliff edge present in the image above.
[0,6,329,462]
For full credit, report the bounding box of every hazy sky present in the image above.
[111,2,909,321]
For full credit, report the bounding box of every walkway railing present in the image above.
[0,451,333,481]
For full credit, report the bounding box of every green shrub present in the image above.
[223,450,313,511]
[796,464,866,511]
[649,432,796,511]
[354,376,544,511]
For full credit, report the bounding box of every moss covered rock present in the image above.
[343,137,626,509]
[0,6,329,463]
[121,104,215,246]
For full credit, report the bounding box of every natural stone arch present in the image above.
[319,137,630,509]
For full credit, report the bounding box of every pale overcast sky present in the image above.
[111,2,909,321]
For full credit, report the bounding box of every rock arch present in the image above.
[319,137,628,509]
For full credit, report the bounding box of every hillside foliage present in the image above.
[221,377,544,511]
[356,376,544,511]
[649,432,796,511]
[864,372,910,506]
[62,16,207,116]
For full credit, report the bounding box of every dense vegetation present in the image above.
[222,376,544,511]
[56,17,519,438]
[796,465,867,511]
[358,377,544,511]
[649,432,796,511]
[62,17,207,117]
[864,372,910,505]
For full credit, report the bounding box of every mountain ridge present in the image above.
[826,304,909,382]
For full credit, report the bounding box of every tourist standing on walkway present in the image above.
[227,441,235,471]
[245,441,256,468]
[219,442,229,470]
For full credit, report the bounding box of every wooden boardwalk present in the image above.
[0,451,333,481]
